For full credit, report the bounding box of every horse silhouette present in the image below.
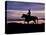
[21,14,38,24]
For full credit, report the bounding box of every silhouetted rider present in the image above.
[27,9,31,16]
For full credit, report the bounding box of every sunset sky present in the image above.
[6,1,45,19]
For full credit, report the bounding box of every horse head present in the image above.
[21,14,27,18]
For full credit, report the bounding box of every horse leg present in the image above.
[36,19,38,24]
[35,20,37,24]
[24,20,25,24]
[34,20,36,24]
[37,19,38,24]
[27,21,29,24]
[35,20,38,24]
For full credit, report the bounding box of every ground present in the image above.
[5,22,45,34]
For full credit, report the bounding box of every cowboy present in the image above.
[27,9,31,16]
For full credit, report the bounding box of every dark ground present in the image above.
[5,23,45,34]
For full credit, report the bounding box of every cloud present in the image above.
[7,10,45,19]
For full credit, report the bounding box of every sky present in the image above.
[7,1,44,10]
[6,1,45,19]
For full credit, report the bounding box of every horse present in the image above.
[21,14,38,24]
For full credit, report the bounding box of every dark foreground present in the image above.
[5,23,45,34]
